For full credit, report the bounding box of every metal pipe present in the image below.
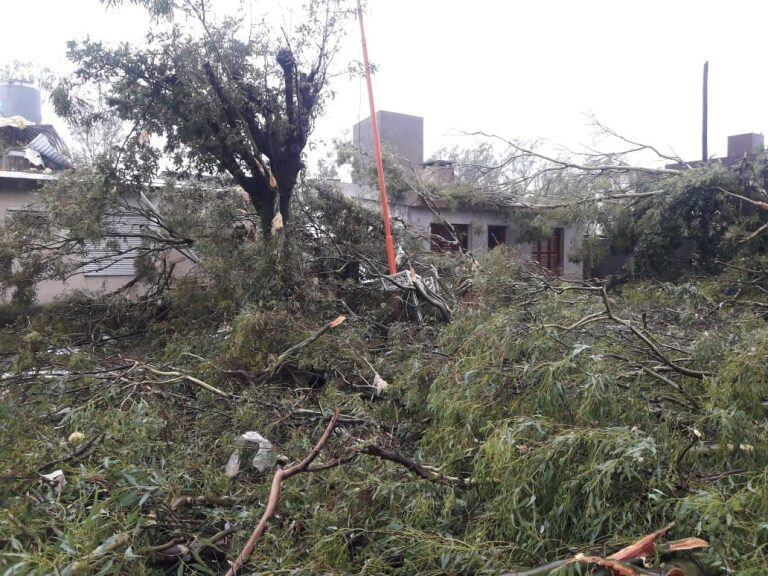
[356,0,398,275]
[702,61,709,163]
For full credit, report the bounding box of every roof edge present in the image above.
[0,170,58,181]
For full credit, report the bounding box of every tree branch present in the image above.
[263,315,346,379]
[224,409,341,576]
[359,444,468,487]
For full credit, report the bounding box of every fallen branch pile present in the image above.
[2,244,767,574]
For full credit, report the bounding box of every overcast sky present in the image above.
[2,0,767,168]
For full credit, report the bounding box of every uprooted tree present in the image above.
[54,0,354,239]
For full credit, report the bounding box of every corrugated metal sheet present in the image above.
[28,134,72,169]
[84,214,151,277]
[0,122,69,155]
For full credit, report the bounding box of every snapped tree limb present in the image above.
[263,315,346,379]
[225,408,341,576]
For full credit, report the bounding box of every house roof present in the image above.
[0,170,58,181]
[335,179,545,215]
[0,118,72,171]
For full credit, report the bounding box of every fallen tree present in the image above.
[2,234,767,573]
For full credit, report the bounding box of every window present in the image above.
[430,223,468,253]
[84,214,150,276]
[532,227,563,273]
[487,225,507,250]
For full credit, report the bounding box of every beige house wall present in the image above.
[0,176,195,304]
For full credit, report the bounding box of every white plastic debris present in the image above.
[224,451,241,477]
[41,469,66,488]
[242,431,276,473]
[373,373,389,396]
[242,431,271,445]
[225,431,276,476]
[252,448,277,472]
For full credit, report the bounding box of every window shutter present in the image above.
[84,214,151,277]
[532,228,563,273]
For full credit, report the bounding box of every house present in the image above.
[0,81,185,303]
[343,111,584,278]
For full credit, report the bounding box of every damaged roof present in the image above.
[0,116,72,172]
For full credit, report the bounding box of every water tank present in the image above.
[0,81,42,123]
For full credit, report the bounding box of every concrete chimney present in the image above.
[421,160,455,184]
[727,133,764,158]
[353,111,424,168]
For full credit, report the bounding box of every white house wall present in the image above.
[338,182,584,278]
[0,184,139,303]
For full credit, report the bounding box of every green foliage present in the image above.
[473,418,665,549]
[710,328,768,419]
[598,163,768,278]
[2,194,768,575]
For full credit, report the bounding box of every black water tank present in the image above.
[0,81,42,123]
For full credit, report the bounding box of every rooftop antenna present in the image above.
[356,0,398,275]
[702,61,709,163]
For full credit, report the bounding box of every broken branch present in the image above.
[123,360,232,399]
[224,408,341,576]
[359,444,468,487]
[263,315,346,378]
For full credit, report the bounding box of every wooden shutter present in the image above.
[532,228,563,273]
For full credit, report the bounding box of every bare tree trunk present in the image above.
[248,165,299,239]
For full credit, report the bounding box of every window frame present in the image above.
[430,222,469,253]
[487,225,507,250]
[532,227,564,274]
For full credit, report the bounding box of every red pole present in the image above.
[356,0,398,275]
